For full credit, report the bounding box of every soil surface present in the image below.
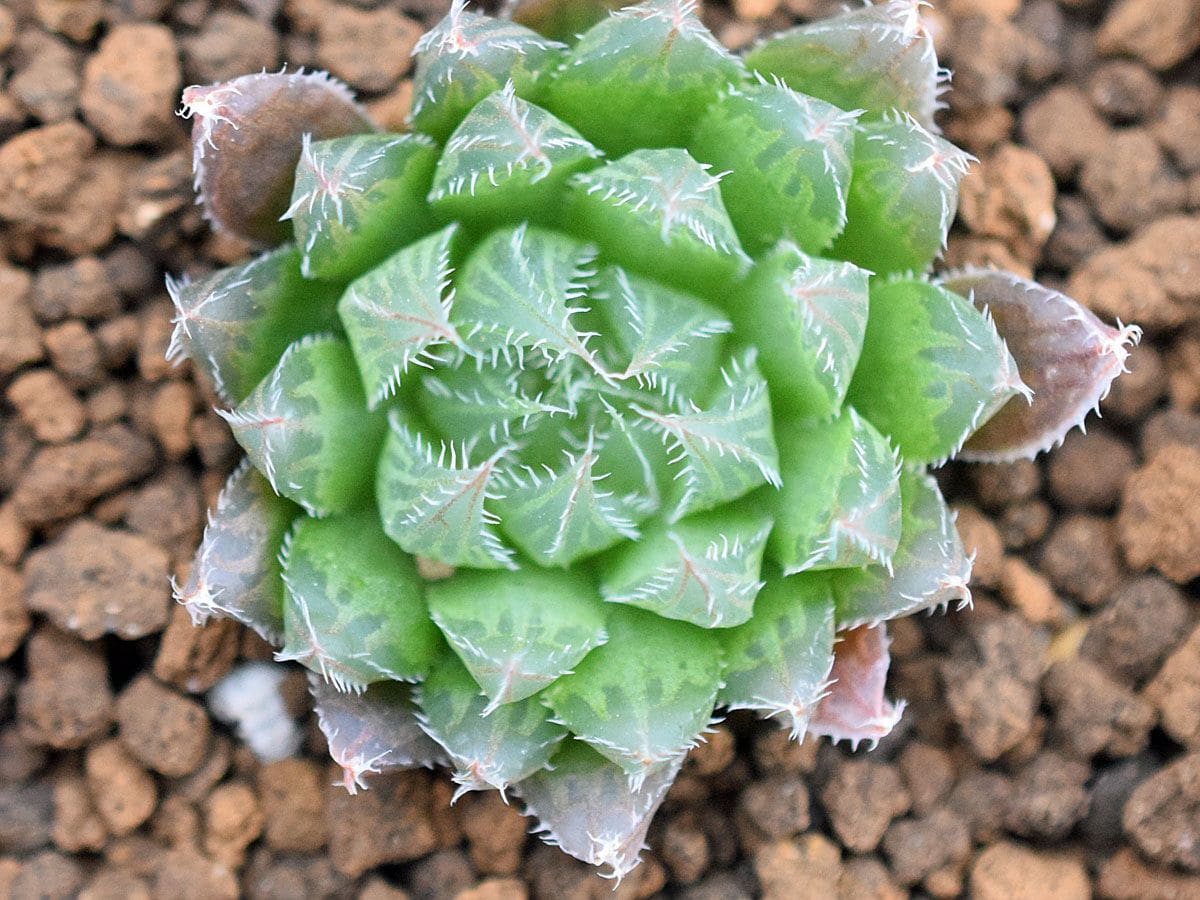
[2,0,1199,897]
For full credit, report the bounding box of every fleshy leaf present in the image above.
[220,335,387,516]
[590,401,671,517]
[166,246,342,403]
[745,0,943,129]
[731,244,871,419]
[339,223,466,408]
[831,116,973,276]
[513,0,629,42]
[425,567,608,708]
[174,461,297,643]
[807,623,905,750]
[634,348,781,521]
[179,70,374,244]
[600,507,772,628]
[411,0,566,142]
[567,148,751,299]
[519,739,682,881]
[768,408,902,575]
[417,356,571,451]
[416,653,567,798]
[376,417,516,570]
[938,269,1143,462]
[541,605,723,786]
[452,224,604,374]
[592,265,732,406]
[718,573,837,739]
[690,78,860,255]
[310,675,447,794]
[493,432,639,566]
[544,0,744,155]
[284,133,439,281]
[833,470,973,630]
[848,278,1029,465]
[429,84,603,227]
[278,510,440,691]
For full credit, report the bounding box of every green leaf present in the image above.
[938,269,1142,462]
[411,0,566,142]
[166,246,341,403]
[589,400,670,518]
[375,416,516,570]
[745,0,943,129]
[731,243,871,419]
[833,470,973,629]
[591,265,731,406]
[310,676,447,793]
[544,0,744,155]
[416,356,572,452]
[174,461,297,643]
[718,573,836,739]
[417,652,568,798]
[429,84,603,228]
[767,408,902,575]
[567,148,751,299]
[277,509,440,691]
[634,348,780,521]
[220,335,387,516]
[847,278,1029,465]
[452,224,606,375]
[518,739,682,881]
[600,506,772,628]
[831,116,974,275]
[283,133,439,282]
[338,223,467,409]
[689,78,860,255]
[425,567,608,709]
[541,605,723,786]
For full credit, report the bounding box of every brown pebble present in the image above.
[1124,752,1200,870]
[898,742,956,816]
[153,605,239,694]
[137,301,178,383]
[1118,444,1200,583]
[34,0,102,42]
[43,320,103,388]
[943,104,1014,156]
[998,499,1052,549]
[1080,129,1185,232]
[0,121,94,226]
[152,847,238,900]
[24,519,170,640]
[9,31,80,126]
[1144,624,1200,749]
[6,369,86,444]
[662,814,710,884]
[1097,0,1200,70]
[257,758,328,853]
[10,851,84,900]
[1044,194,1109,272]
[1152,85,1200,173]
[738,776,810,845]
[1098,846,1200,899]
[1081,575,1190,684]
[754,834,842,900]
[0,502,31,566]
[366,80,415,133]
[79,868,152,900]
[882,809,971,888]
[1019,85,1110,178]
[1087,59,1165,123]
[85,739,158,836]
[459,791,527,876]
[204,782,264,868]
[1047,428,1136,512]
[958,144,1057,262]
[455,879,528,900]
[182,12,280,83]
[17,626,114,749]
[316,5,421,92]
[1038,515,1123,607]
[969,842,1089,900]
[328,770,438,877]
[1103,340,1167,421]
[95,314,140,371]
[117,674,211,777]
[970,460,1040,510]
[819,761,910,854]
[32,256,121,324]
[1166,331,1200,410]
[80,24,182,147]
[0,566,30,660]
[999,557,1064,626]
[149,380,195,459]
[0,265,44,377]
[1005,752,1091,841]
[1044,658,1156,758]
[52,776,108,853]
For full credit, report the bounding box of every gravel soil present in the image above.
[1,0,1199,897]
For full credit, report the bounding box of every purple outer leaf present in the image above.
[179,70,375,245]
[807,623,904,751]
[938,268,1142,463]
[310,675,448,794]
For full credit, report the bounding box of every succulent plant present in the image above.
[171,0,1139,878]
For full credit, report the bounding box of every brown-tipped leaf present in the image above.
[807,623,904,751]
[180,70,374,245]
[939,269,1141,462]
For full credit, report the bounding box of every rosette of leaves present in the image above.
[171,0,1139,879]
